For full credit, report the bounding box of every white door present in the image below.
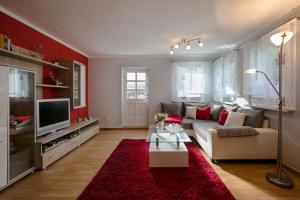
[122,68,149,127]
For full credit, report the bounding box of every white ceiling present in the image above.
[1,0,300,58]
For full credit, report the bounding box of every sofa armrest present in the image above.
[206,127,277,160]
[206,128,217,158]
[262,120,269,128]
[254,128,277,135]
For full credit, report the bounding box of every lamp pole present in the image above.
[265,32,294,188]
[277,36,283,179]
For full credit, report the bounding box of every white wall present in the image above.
[89,56,211,128]
[89,57,170,128]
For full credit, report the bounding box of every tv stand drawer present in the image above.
[42,137,80,168]
[80,125,99,143]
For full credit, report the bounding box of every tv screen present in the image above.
[37,99,70,137]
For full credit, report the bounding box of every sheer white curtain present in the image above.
[212,51,238,102]
[223,51,238,101]
[243,19,297,110]
[171,62,211,102]
[212,57,223,102]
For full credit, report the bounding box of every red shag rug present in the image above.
[78,139,235,200]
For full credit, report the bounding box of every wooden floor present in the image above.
[0,129,300,200]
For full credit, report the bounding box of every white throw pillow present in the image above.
[185,106,197,119]
[224,111,246,127]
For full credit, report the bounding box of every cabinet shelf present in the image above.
[36,84,69,89]
[0,48,68,70]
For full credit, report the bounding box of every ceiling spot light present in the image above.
[186,42,191,50]
[198,40,204,47]
[169,36,203,53]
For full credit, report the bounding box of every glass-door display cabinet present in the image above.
[58,60,86,109]
[0,66,35,189]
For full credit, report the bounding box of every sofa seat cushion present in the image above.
[193,121,222,142]
[165,116,183,124]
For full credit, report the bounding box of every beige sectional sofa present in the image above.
[161,102,278,161]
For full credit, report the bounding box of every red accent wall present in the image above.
[0,11,88,122]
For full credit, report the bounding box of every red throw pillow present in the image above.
[218,109,229,125]
[196,106,211,120]
[165,116,183,124]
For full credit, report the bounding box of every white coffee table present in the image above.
[147,125,192,167]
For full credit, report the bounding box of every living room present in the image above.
[0,0,300,199]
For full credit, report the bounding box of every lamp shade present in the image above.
[270,31,293,46]
[245,68,257,74]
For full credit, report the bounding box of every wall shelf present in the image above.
[0,48,69,70]
[36,84,69,89]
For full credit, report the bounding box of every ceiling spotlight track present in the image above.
[169,37,203,54]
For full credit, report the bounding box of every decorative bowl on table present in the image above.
[164,123,184,134]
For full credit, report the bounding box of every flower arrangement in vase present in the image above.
[154,113,168,130]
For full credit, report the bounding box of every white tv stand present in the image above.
[35,119,99,169]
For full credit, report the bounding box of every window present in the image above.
[171,62,210,102]
[126,72,147,99]
[243,19,296,110]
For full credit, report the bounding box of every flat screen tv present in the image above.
[37,98,70,137]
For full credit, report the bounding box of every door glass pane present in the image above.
[127,82,136,90]
[137,90,146,99]
[127,91,136,99]
[73,64,81,107]
[9,69,35,180]
[137,82,145,90]
[137,73,146,80]
[127,72,136,80]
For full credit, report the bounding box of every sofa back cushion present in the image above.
[210,104,224,121]
[224,111,246,127]
[196,106,211,120]
[185,106,197,119]
[160,103,181,117]
[237,108,265,128]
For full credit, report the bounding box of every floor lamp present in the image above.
[245,31,294,189]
